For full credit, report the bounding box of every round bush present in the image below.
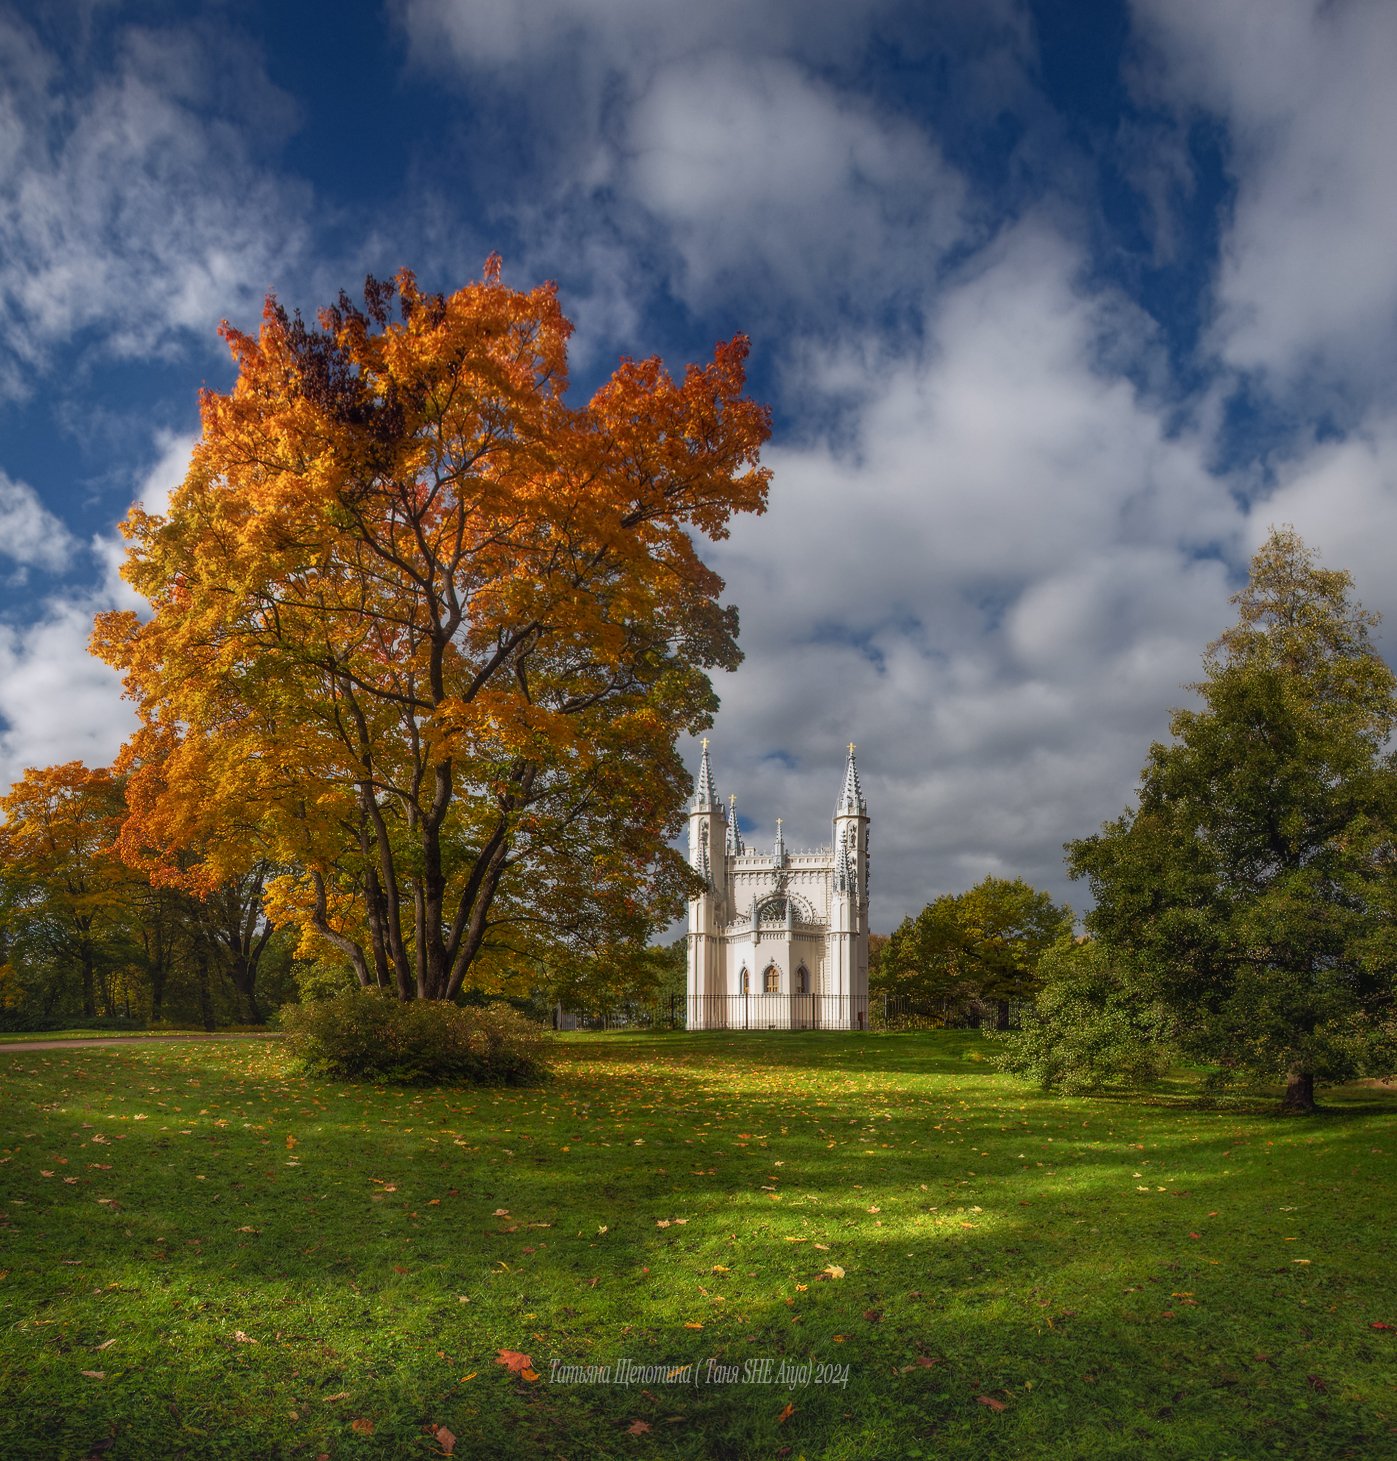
[280,990,550,1085]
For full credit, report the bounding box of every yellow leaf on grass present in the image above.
[822,1265,845,1280]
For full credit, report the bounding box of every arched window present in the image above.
[739,967,750,995]
[796,965,809,994]
[763,964,779,994]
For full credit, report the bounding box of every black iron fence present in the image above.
[554,994,1017,1033]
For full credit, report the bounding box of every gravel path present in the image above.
[0,1033,284,1053]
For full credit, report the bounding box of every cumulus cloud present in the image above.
[0,14,310,400]
[395,0,1028,336]
[0,471,78,572]
[0,426,197,789]
[0,599,132,787]
[696,221,1242,925]
[624,53,968,308]
[1243,419,1397,629]
[1129,0,1397,399]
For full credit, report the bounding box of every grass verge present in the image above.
[1,1031,1394,1458]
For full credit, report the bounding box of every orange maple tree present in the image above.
[94,262,770,999]
[0,763,134,1017]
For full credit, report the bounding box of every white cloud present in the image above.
[695,220,1242,926]
[1244,419,1397,631]
[395,0,1029,341]
[625,53,968,306]
[1130,0,1397,396]
[0,599,133,787]
[0,428,195,790]
[0,472,77,572]
[0,16,310,399]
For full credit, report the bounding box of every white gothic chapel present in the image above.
[686,742,871,1030]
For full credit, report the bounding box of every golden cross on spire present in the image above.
[849,741,856,756]
[701,736,709,751]
[729,793,736,806]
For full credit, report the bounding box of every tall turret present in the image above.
[687,739,729,1030]
[830,743,870,1027]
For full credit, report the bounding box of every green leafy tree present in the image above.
[1070,528,1397,1111]
[994,938,1177,1093]
[878,876,1072,1028]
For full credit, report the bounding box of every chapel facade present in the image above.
[686,742,870,1030]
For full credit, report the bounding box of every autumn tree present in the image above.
[95,263,770,1001]
[0,763,136,1018]
[878,876,1072,1028]
[1070,529,1397,1111]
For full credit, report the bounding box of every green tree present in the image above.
[1070,528,1397,1111]
[878,876,1072,1028]
[994,937,1177,1093]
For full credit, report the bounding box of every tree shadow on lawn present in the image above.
[2,1041,1395,1458]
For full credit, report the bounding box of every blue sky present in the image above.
[3,0,1396,930]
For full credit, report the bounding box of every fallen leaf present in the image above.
[350,1418,375,1435]
[233,1330,257,1344]
[822,1265,845,1280]
[431,1422,457,1454]
[627,1420,652,1435]
[497,1349,534,1375]
[915,1356,938,1368]
[976,1395,1006,1412]
[94,1339,117,1351]
[285,1135,298,1150]
[1370,1322,1395,1331]
[81,1370,105,1379]
[323,1392,349,1403]
[777,1402,795,1424]
[459,1373,477,1383]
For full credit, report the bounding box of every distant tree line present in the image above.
[0,763,295,1028]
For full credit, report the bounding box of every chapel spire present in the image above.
[726,794,744,855]
[693,737,719,810]
[835,742,867,817]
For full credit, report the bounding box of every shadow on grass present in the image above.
[1,1034,1395,1458]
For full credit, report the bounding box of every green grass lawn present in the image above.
[1,1032,1394,1459]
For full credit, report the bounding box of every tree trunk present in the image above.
[80,950,96,1019]
[194,946,216,1032]
[1282,1068,1317,1113]
[995,999,1011,1031]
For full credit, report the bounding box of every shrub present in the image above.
[280,991,550,1085]
[991,938,1176,1094]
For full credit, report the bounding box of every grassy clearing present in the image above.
[1,1032,1394,1459]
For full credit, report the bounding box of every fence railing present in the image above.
[553,995,1014,1033]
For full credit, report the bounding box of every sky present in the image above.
[3,0,1397,934]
